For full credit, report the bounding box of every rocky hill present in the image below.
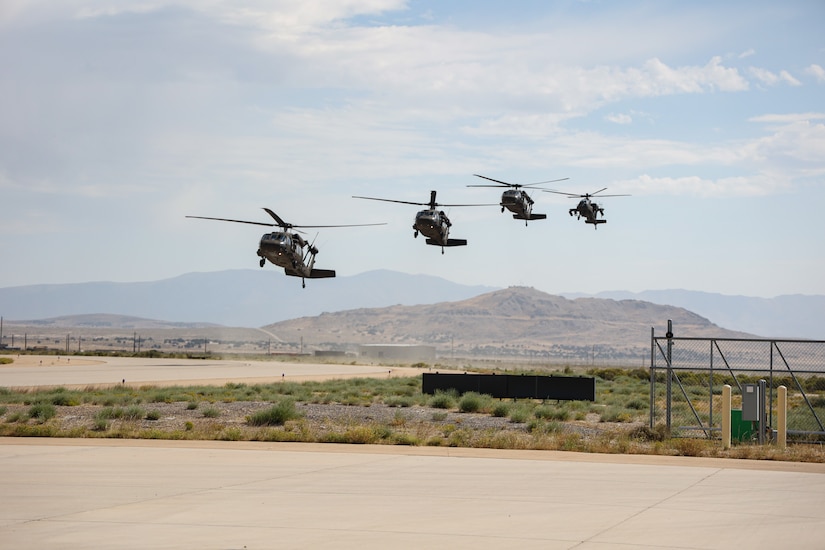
[263,286,752,362]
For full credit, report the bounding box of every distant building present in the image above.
[356,344,436,364]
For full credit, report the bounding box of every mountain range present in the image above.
[0,270,496,328]
[565,290,825,339]
[1,269,822,339]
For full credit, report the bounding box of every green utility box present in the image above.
[730,409,754,442]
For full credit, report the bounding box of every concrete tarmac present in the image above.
[1,439,824,549]
[2,356,825,548]
[0,355,421,388]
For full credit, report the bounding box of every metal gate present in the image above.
[650,323,825,441]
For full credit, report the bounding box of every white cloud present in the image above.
[805,64,825,83]
[746,118,825,172]
[605,113,632,125]
[623,174,790,198]
[749,112,825,124]
[749,66,802,87]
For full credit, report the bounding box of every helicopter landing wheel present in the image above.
[414,231,418,238]
[259,258,265,268]
[302,280,306,288]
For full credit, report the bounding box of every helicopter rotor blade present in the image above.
[471,174,571,189]
[185,215,276,228]
[353,195,428,207]
[472,174,514,187]
[353,194,494,209]
[291,222,387,229]
[189,212,385,231]
[262,208,290,228]
[523,177,570,187]
[542,190,580,198]
[262,207,386,229]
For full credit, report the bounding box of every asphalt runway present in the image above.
[2,356,825,548]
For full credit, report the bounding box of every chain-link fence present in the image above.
[650,332,825,442]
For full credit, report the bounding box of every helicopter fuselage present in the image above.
[257,231,304,271]
[256,231,334,282]
[570,199,605,226]
[413,209,467,249]
[500,189,546,221]
[413,209,451,243]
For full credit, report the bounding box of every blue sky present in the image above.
[1,0,824,298]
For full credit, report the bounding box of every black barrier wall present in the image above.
[422,373,595,401]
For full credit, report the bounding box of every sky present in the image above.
[1,0,824,298]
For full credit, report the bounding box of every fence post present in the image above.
[777,385,787,449]
[666,320,673,432]
[722,384,731,450]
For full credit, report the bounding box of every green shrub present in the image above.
[28,403,56,421]
[96,407,123,421]
[247,401,301,426]
[600,406,633,423]
[219,427,244,441]
[491,403,510,418]
[145,410,161,421]
[122,405,146,421]
[534,406,569,421]
[93,418,110,431]
[384,396,413,408]
[6,412,26,423]
[508,407,530,423]
[458,393,482,413]
[202,407,221,418]
[626,398,647,410]
[429,392,455,410]
[628,424,668,442]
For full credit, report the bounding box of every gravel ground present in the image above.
[1,400,614,440]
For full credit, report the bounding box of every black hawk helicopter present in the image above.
[186,208,384,287]
[543,188,630,229]
[467,174,570,225]
[352,190,491,253]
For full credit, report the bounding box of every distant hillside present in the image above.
[11,313,218,330]
[573,290,825,339]
[263,286,753,361]
[0,270,498,327]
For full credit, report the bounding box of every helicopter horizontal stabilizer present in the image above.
[586,219,607,225]
[513,213,547,220]
[283,267,336,279]
[308,268,336,279]
[426,238,468,247]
